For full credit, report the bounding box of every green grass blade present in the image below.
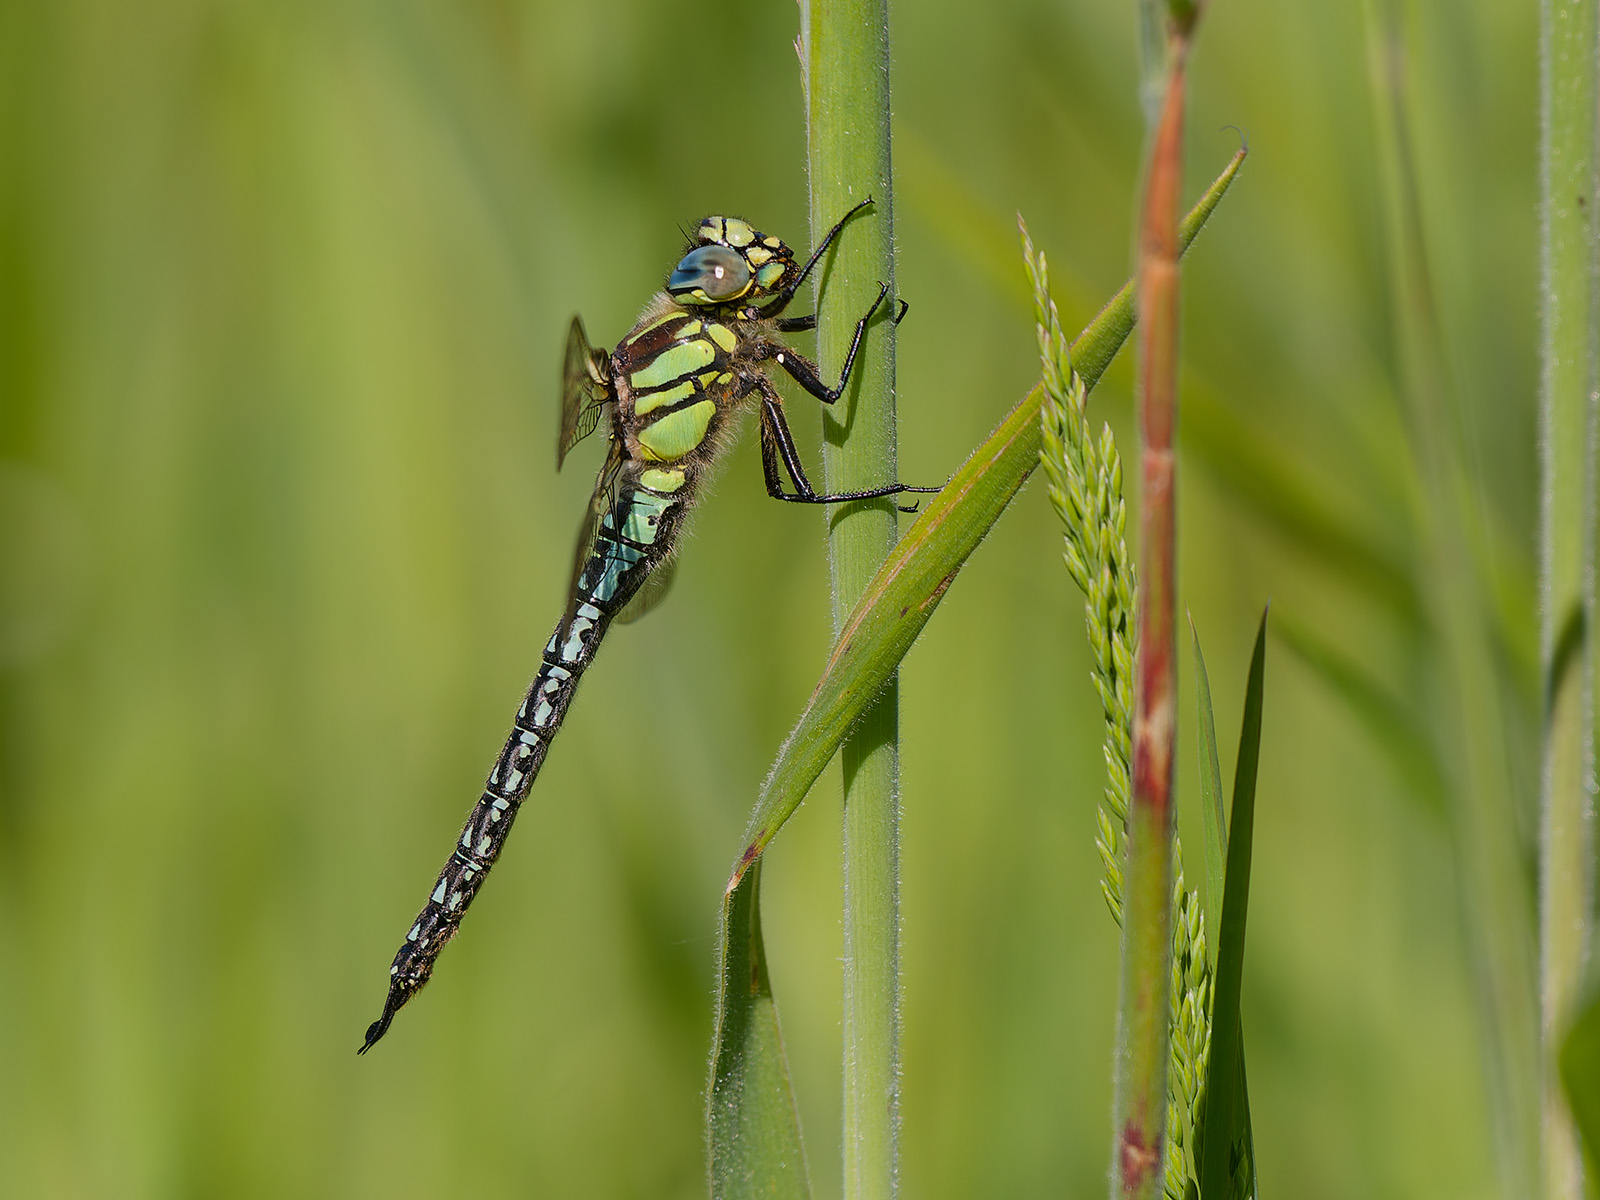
[1191,616,1227,941]
[708,860,811,1200]
[722,150,1243,884]
[1197,609,1268,1200]
[1559,989,1600,1182]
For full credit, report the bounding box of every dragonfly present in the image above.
[360,198,937,1052]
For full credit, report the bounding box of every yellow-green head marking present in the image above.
[665,217,798,314]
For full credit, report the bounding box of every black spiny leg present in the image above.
[774,197,877,309]
[755,379,939,511]
[757,282,890,405]
[773,294,905,336]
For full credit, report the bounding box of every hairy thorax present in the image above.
[611,294,769,472]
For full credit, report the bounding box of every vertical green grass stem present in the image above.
[799,2,901,1195]
[1540,2,1599,1198]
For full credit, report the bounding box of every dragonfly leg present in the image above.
[756,394,798,499]
[775,197,876,308]
[756,282,890,405]
[772,295,902,336]
[755,379,939,511]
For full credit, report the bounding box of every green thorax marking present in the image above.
[630,338,715,391]
[637,400,716,461]
[618,309,745,463]
[634,378,696,417]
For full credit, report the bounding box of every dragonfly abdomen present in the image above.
[360,476,689,1052]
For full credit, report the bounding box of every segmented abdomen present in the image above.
[361,474,687,1051]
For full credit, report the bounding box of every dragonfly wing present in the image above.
[559,436,625,633]
[615,556,677,624]
[559,315,613,470]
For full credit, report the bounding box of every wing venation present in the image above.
[559,316,613,469]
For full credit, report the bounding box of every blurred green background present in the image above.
[0,1,1537,1197]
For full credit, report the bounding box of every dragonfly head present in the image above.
[666,217,798,315]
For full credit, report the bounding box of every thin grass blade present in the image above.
[1197,608,1267,1200]
[708,860,811,1200]
[1191,617,1227,939]
[1558,989,1600,1180]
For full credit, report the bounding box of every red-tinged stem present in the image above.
[1112,35,1190,1200]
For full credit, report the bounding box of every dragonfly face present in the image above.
[665,216,800,315]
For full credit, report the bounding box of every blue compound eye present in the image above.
[667,244,752,303]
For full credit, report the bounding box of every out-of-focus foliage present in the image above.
[1562,989,1600,1182]
[0,2,1531,1199]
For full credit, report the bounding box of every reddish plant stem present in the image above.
[1134,61,1185,828]
[1112,35,1190,1200]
